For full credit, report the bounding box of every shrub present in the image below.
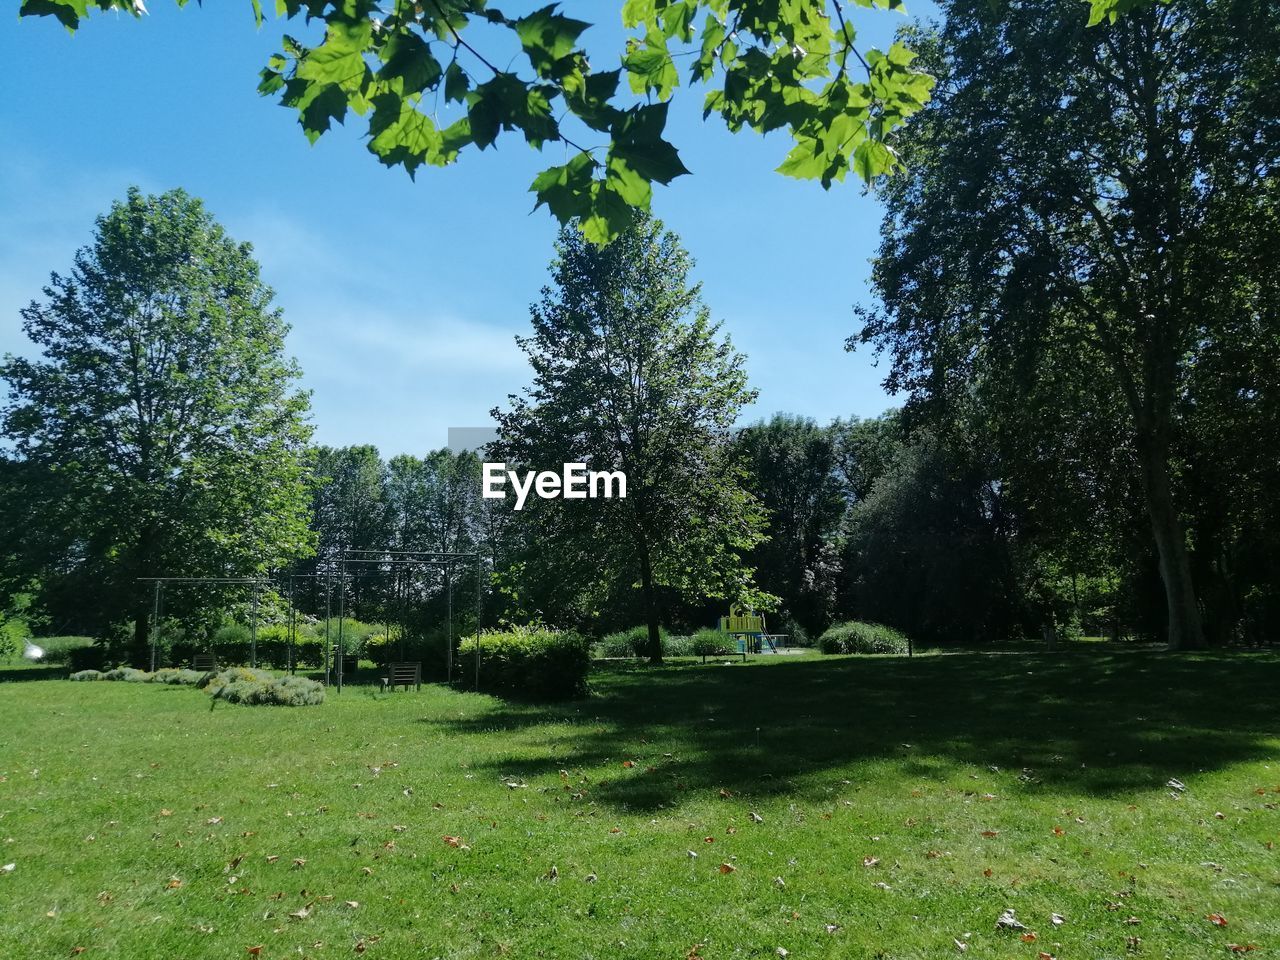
[663,634,694,657]
[30,636,94,666]
[150,668,206,685]
[596,625,669,658]
[203,666,325,706]
[691,628,735,658]
[68,645,108,672]
[70,669,104,681]
[819,621,911,655]
[461,627,590,700]
[102,666,152,682]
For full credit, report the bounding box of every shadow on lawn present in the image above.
[424,650,1280,811]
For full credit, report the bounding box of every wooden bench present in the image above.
[381,662,421,692]
[191,653,217,672]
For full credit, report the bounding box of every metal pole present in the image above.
[324,561,332,685]
[250,579,259,669]
[474,554,481,691]
[337,553,346,694]
[150,580,161,672]
[446,566,453,685]
[289,576,297,675]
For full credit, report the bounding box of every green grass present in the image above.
[0,650,1277,959]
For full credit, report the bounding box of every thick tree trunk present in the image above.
[132,602,151,669]
[637,538,663,664]
[1137,431,1206,650]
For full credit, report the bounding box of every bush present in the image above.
[203,667,325,706]
[461,627,590,700]
[30,636,95,666]
[691,628,735,658]
[69,666,207,686]
[596,625,669,658]
[819,621,911,655]
[68,645,109,672]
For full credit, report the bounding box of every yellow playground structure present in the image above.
[717,603,787,655]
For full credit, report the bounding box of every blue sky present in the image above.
[1,1,935,457]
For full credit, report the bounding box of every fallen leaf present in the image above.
[345,901,359,909]
[718,863,736,874]
[981,830,1000,839]
[1228,945,1259,954]
[954,938,968,953]
[70,949,86,956]
[1051,913,1065,926]
[247,948,262,957]
[719,789,732,799]
[292,858,306,869]
[1021,932,1038,942]
[996,908,1027,931]
[862,856,880,868]
[289,904,311,920]
[621,761,634,769]
[750,812,764,823]
[1,864,13,874]
[1053,826,1065,837]
[983,868,993,878]
[1207,914,1228,927]
[165,877,183,890]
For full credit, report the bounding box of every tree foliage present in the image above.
[491,213,768,660]
[18,0,938,243]
[852,0,1280,648]
[0,188,314,658]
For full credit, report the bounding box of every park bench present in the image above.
[191,653,217,672]
[381,661,421,692]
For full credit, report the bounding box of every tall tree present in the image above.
[853,0,1280,648]
[0,187,313,661]
[492,214,768,661]
[733,415,845,636]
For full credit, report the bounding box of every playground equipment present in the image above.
[717,603,788,656]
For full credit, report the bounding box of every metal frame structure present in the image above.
[139,548,482,691]
[329,549,481,694]
[136,576,272,672]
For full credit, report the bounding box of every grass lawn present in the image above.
[0,650,1277,959]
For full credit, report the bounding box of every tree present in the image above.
[839,433,1023,645]
[852,0,1280,649]
[733,415,845,637]
[492,213,767,661]
[0,187,314,661]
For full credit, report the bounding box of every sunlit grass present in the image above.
[0,650,1276,959]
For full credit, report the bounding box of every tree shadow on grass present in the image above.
[421,650,1280,812]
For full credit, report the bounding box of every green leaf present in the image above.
[444,60,470,103]
[515,4,590,78]
[624,30,678,100]
[530,150,597,223]
[378,30,442,96]
[580,180,635,246]
[297,19,372,93]
[611,103,690,185]
[621,0,657,29]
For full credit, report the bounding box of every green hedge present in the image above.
[690,628,736,658]
[461,628,590,700]
[819,621,911,655]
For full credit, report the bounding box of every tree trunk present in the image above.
[132,602,151,669]
[1137,431,1206,650]
[636,537,663,664]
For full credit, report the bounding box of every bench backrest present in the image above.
[387,662,420,681]
[192,654,217,671]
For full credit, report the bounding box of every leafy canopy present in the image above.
[19,0,943,243]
